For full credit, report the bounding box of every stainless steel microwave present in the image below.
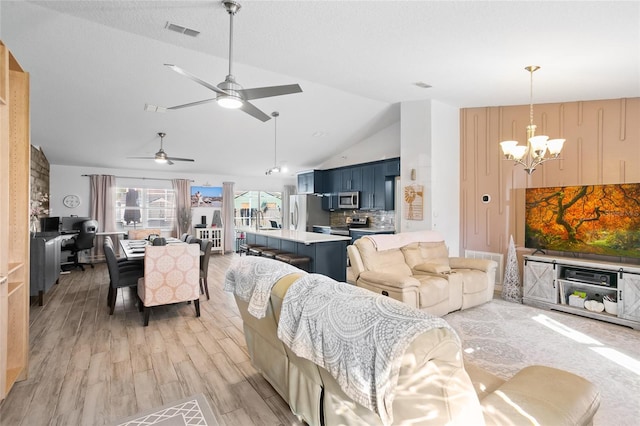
[338,191,360,209]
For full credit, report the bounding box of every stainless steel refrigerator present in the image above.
[290,195,330,232]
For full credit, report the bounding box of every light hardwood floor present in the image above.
[0,253,304,426]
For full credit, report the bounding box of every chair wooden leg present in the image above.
[138,296,144,312]
[107,286,113,307]
[203,278,210,300]
[109,288,117,315]
[194,299,201,317]
[143,306,150,326]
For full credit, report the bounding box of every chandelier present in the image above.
[499,66,565,174]
[265,111,288,175]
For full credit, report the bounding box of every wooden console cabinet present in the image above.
[0,41,30,401]
[524,254,640,330]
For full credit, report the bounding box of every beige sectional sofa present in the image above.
[348,230,497,315]
[229,263,600,426]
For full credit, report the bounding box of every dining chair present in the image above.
[104,239,144,315]
[180,233,190,242]
[137,244,201,326]
[199,239,213,300]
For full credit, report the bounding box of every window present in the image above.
[115,187,176,231]
[234,191,282,229]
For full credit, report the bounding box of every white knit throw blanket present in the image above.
[277,274,458,426]
[223,257,304,318]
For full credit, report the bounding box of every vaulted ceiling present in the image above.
[2,1,638,177]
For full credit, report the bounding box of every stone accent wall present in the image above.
[30,145,50,214]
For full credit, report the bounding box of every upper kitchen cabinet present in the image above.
[297,170,325,194]
[384,158,400,176]
[360,163,386,210]
[340,166,362,191]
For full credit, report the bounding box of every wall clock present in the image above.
[63,194,81,208]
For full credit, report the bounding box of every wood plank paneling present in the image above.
[460,97,640,265]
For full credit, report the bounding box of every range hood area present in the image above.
[297,157,400,212]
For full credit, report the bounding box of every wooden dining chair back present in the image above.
[137,244,201,326]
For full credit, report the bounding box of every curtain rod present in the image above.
[81,174,194,182]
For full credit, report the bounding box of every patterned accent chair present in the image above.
[137,244,201,326]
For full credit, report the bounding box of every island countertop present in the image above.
[244,229,351,245]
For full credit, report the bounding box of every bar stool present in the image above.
[239,243,265,256]
[248,245,268,256]
[275,253,311,272]
[261,249,287,259]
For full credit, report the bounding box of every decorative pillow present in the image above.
[413,262,451,274]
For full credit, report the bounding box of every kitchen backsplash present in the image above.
[330,210,395,230]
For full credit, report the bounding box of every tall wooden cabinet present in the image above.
[0,41,30,401]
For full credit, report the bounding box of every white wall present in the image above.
[50,164,295,220]
[399,100,460,255]
[319,122,401,170]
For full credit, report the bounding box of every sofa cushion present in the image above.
[356,238,412,276]
[401,242,450,269]
[414,262,451,274]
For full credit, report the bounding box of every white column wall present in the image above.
[399,100,460,255]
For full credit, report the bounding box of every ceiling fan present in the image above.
[128,132,195,165]
[163,0,302,122]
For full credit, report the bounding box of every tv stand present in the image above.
[523,254,640,330]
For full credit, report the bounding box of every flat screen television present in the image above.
[525,183,640,259]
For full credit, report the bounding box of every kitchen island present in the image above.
[244,230,351,282]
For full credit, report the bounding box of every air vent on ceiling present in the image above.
[165,22,200,37]
[144,103,167,113]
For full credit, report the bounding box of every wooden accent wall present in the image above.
[460,97,640,258]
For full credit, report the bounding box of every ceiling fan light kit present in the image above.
[128,132,195,165]
[163,1,302,122]
[266,111,287,175]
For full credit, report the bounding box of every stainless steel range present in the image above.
[329,216,369,236]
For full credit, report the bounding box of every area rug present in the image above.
[444,298,640,426]
[110,394,219,426]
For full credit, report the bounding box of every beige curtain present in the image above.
[89,174,116,256]
[172,179,191,237]
[222,181,235,253]
[282,184,296,230]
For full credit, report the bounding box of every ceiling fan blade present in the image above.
[239,84,303,101]
[167,159,174,165]
[165,64,229,96]
[167,98,217,110]
[166,157,195,162]
[239,101,271,122]
[127,156,155,160]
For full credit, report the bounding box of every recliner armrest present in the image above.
[358,271,420,289]
[449,257,497,272]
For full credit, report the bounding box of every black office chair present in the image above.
[61,219,98,271]
[152,237,167,246]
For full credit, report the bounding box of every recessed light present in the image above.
[414,82,432,89]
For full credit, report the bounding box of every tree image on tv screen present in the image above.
[525,183,640,258]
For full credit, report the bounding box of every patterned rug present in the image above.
[445,298,640,426]
[110,394,219,426]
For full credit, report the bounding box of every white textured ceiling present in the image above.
[1,1,639,178]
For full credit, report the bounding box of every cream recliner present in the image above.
[348,231,497,316]
[232,267,600,426]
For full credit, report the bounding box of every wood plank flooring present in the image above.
[0,253,304,426]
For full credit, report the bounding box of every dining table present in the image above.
[119,237,185,260]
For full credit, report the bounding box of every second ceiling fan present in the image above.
[164,0,302,122]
